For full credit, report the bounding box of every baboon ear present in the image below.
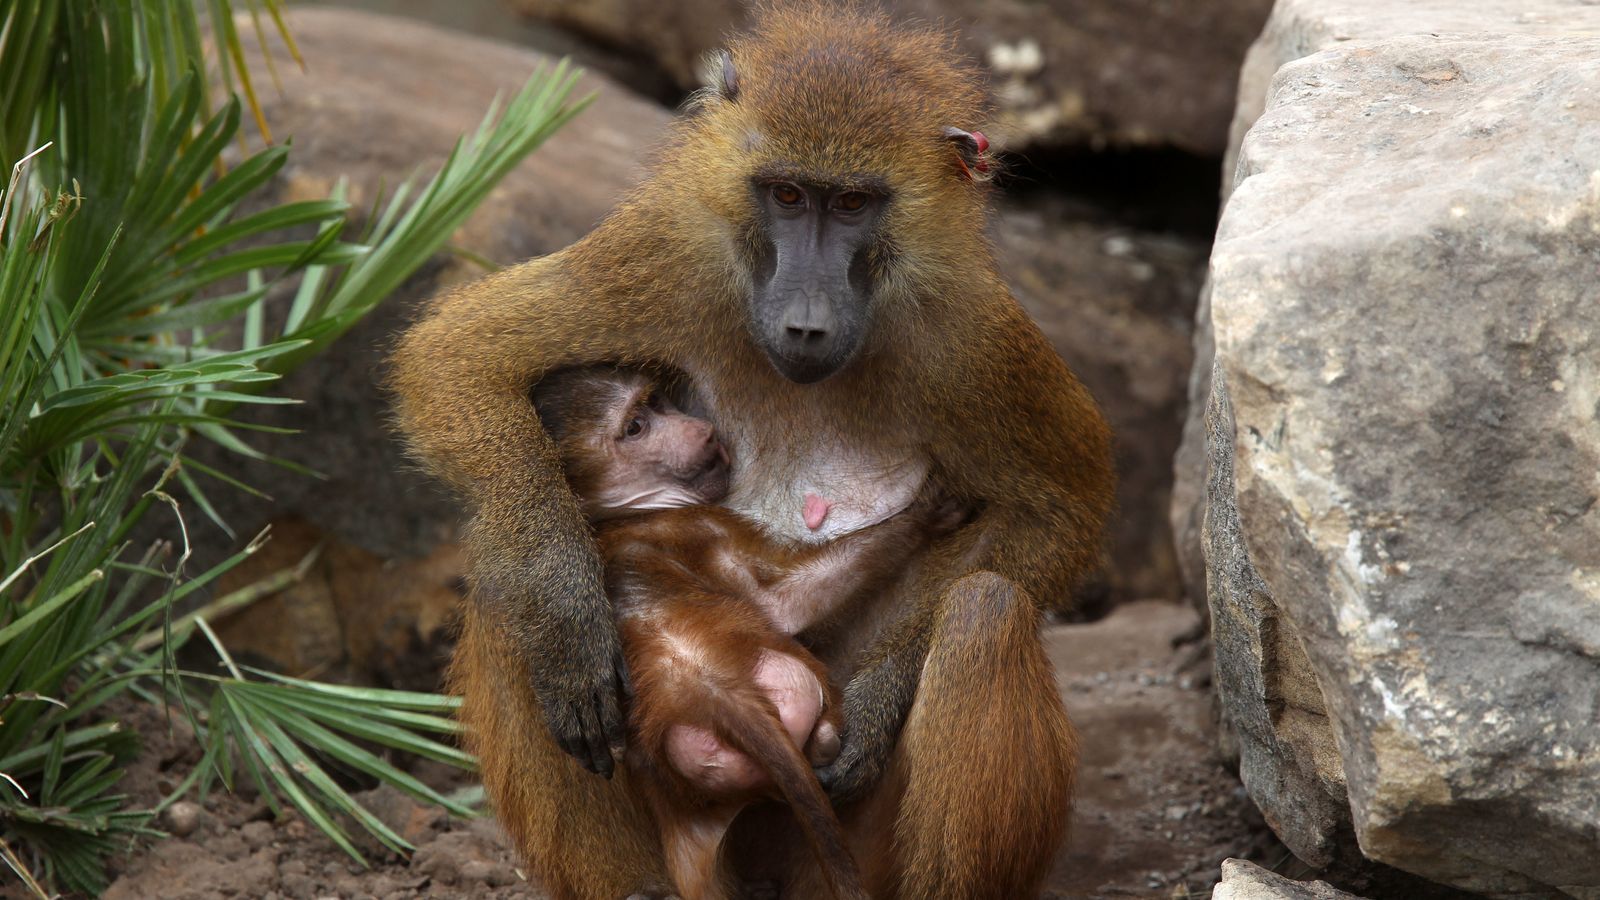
[941,126,992,179]
[712,49,740,101]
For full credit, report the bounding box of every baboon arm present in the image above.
[939,307,1115,609]
[391,256,680,497]
[390,253,687,774]
[390,256,678,612]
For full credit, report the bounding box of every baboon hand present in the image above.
[813,728,888,805]
[478,525,629,777]
[813,699,895,805]
[525,598,631,779]
[815,637,922,804]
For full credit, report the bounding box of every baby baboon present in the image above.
[533,365,959,900]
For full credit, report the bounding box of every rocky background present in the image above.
[1189,4,1600,897]
[88,1,1600,898]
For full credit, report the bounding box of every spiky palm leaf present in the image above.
[0,1,589,894]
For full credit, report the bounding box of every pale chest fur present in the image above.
[729,437,928,543]
[687,364,929,544]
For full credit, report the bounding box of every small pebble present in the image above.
[162,800,204,838]
[240,820,274,850]
[1102,235,1136,257]
[488,865,521,887]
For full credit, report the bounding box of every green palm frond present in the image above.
[1,0,299,171]
[0,2,588,894]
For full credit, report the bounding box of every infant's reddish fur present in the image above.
[534,366,954,900]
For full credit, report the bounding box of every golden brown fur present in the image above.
[408,4,1112,897]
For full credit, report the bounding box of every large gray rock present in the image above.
[1221,0,1600,195]
[1204,364,1353,870]
[1206,31,1600,897]
[502,0,1274,155]
[1173,0,1600,614]
[1214,859,1366,900]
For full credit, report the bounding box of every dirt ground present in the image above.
[1044,601,1282,897]
[62,600,1281,900]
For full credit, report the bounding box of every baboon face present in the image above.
[744,174,888,384]
[697,17,990,386]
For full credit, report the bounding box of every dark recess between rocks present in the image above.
[998,145,1226,238]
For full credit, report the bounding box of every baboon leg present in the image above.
[888,571,1077,899]
[659,812,739,900]
[451,607,671,900]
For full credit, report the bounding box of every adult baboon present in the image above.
[392,6,1113,897]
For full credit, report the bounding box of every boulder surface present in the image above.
[1205,30,1600,896]
[1173,0,1600,617]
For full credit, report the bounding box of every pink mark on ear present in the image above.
[803,493,832,531]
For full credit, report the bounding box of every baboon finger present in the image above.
[579,695,615,779]
[599,668,629,759]
[545,699,584,766]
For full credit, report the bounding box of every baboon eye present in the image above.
[770,183,804,208]
[834,192,869,213]
[623,415,647,439]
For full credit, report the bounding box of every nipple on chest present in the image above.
[802,493,832,531]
